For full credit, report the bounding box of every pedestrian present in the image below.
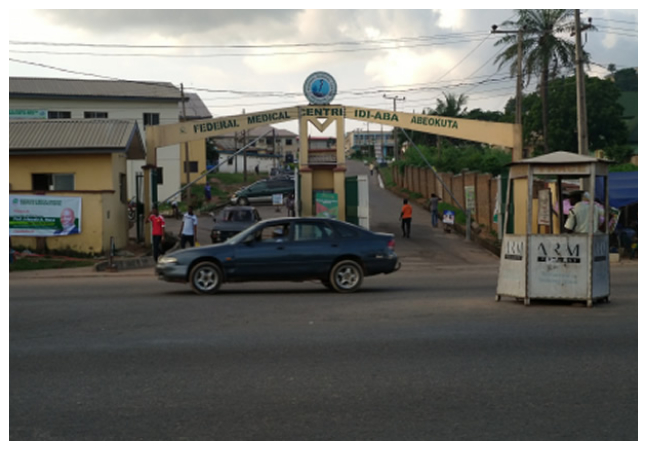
[204,183,212,204]
[255,164,260,175]
[429,193,441,228]
[145,206,165,261]
[369,162,375,176]
[564,191,601,234]
[179,205,199,248]
[286,193,296,217]
[400,198,412,238]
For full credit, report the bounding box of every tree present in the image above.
[493,9,592,153]
[522,75,628,152]
[612,67,638,92]
[432,92,468,118]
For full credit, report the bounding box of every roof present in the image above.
[514,151,603,165]
[9,77,181,101]
[181,93,212,120]
[9,119,146,159]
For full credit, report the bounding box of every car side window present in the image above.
[333,222,360,238]
[257,223,290,243]
[294,223,333,241]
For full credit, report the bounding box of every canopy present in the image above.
[596,171,638,208]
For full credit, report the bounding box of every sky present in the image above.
[7,7,640,137]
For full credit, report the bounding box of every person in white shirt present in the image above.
[179,206,198,248]
[564,192,601,234]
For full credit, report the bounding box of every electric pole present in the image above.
[491,24,525,160]
[574,10,593,157]
[383,94,405,159]
[180,83,191,206]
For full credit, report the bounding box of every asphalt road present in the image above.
[9,161,638,440]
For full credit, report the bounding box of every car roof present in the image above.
[222,205,257,211]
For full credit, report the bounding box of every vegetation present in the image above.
[10,256,96,271]
[493,9,589,153]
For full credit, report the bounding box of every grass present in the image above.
[10,256,96,271]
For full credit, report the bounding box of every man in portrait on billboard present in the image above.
[54,207,79,235]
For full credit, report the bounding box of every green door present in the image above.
[345,176,359,225]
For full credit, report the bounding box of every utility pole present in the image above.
[180,83,191,206]
[491,24,525,160]
[383,94,405,159]
[574,10,592,157]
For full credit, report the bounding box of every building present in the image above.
[212,125,298,160]
[9,76,184,202]
[9,119,145,254]
[344,129,394,157]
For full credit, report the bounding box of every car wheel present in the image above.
[329,260,363,293]
[189,261,223,295]
[237,197,249,206]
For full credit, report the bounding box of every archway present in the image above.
[143,105,519,243]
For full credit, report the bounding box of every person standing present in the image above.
[369,162,375,176]
[429,193,441,228]
[286,193,296,217]
[179,206,199,248]
[204,183,212,204]
[400,199,412,238]
[564,191,601,234]
[146,206,165,261]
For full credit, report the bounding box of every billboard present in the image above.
[10,195,82,237]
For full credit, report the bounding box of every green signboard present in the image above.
[315,192,338,219]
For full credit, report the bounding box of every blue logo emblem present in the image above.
[304,72,337,105]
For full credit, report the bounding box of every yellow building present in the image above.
[9,119,145,254]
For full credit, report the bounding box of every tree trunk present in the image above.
[541,66,550,154]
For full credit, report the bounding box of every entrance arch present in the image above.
[143,105,520,242]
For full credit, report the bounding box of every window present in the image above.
[155,167,164,185]
[183,161,198,173]
[286,139,293,146]
[143,113,160,128]
[47,111,71,119]
[84,111,108,118]
[294,223,333,241]
[119,173,127,203]
[32,173,75,191]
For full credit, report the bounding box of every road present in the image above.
[9,160,638,440]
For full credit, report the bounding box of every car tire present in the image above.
[329,260,363,293]
[189,261,223,295]
[237,197,249,206]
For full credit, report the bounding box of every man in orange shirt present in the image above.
[400,199,412,238]
[146,206,165,261]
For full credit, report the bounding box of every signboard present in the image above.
[9,109,47,120]
[315,192,338,219]
[538,189,551,226]
[464,186,475,211]
[10,195,82,236]
[442,210,455,225]
[272,193,284,206]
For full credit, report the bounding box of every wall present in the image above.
[392,165,501,234]
[9,152,129,254]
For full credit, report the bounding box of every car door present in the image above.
[288,221,339,278]
[232,221,293,280]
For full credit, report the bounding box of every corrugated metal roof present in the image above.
[10,119,145,159]
[10,77,181,100]
[181,93,212,120]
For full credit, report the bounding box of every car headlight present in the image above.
[158,256,178,264]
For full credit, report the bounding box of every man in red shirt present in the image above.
[146,206,165,261]
[400,199,412,238]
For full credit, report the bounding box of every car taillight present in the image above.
[387,239,395,250]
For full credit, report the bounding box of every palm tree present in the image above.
[494,9,591,153]
[431,92,468,118]
[425,92,469,150]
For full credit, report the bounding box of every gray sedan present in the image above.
[157,217,400,294]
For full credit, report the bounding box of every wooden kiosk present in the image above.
[496,152,611,307]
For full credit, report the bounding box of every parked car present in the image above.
[210,206,261,243]
[156,217,400,294]
[231,178,294,205]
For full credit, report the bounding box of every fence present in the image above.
[391,165,501,235]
